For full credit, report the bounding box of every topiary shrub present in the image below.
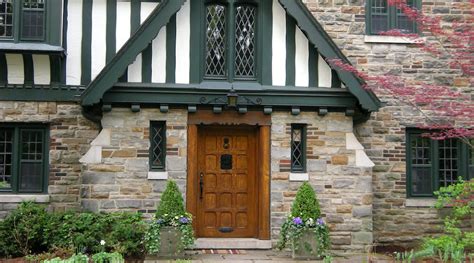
[145,180,194,256]
[277,182,330,259]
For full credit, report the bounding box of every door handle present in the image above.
[199,172,204,200]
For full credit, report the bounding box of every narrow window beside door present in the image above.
[150,121,166,171]
[291,124,306,173]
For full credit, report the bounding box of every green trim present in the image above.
[61,0,68,83]
[285,14,295,86]
[279,0,380,112]
[142,45,153,83]
[47,0,62,46]
[23,54,33,84]
[149,121,166,171]
[291,124,306,173]
[366,0,421,35]
[81,0,93,85]
[166,14,176,83]
[106,0,117,63]
[406,129,472,198]
[0,53,7,84]
[189,0,202,83]
[81,0,186,106]
[0,124,49,194]
[0,84,84,102]
[103,83,358,108]
[260,0,272,85]
[331,69,341,88]
[308,45,317,87]
[131,0,141,33]
[50,54,61,83]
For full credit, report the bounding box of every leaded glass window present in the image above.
[0,125,48,193]
[407,130,472,197]
[150,121,166,171]
[367,0,419,35]
[21,0,45,40]
[409,134,432,195]
[291,124,306,173]
[234,5,256,79]
[0,0,13,38]
[0,129,13,190]
[205,4,227,78]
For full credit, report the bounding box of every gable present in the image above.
[80,0,380,113]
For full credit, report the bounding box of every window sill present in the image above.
[405,198,436,207]
[0,194,50,203]
[289,173,309,182]
[0,42,64,53]
[148,171,168,180]
[364,35,423,44]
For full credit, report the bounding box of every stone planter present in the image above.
[291,229,321,260]
[158,226,185,258]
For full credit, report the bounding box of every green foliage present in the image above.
[0,202,50,256]
[145,180,195,255]
[396,179,473,262]
[43,253,89,263]
[277,183,329,258]
[289,182,321,220]
[91,252,125,263]
[0,203,146,258]
[155,180,187,219]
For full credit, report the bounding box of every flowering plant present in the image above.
[144,180,195,255]
[277,183,330,258]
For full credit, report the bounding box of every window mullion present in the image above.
[12,127,19,193]
[431,139,439,194]
[389,5,397,30]
[227,1,236,82]
[13,1,21,42]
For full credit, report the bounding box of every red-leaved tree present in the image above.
[328,0,473,144]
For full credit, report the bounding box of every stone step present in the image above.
[194,238,272,249]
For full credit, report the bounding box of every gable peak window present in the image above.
[367,0,420,35]
[204,0,258,81]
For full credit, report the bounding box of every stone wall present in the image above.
[80,108,187,216]
[270,112,373,253]
[301,0,472,249]
[0,101,99,218]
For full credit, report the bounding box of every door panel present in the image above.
[197,126,257,238]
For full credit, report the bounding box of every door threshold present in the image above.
[194,238,272,249]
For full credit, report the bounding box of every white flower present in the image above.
[100,240,106,246]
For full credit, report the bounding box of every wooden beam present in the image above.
[258,125,271,240]
[186,124,198,232]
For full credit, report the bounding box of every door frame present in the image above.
[187,110,271,240]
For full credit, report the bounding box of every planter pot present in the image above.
[291,229,321,260]
[158,226,185,258]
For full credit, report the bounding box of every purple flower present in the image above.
[179,217,189,224]
[157,219,165,224]
[316,218,325,226]
[292,217,303,225]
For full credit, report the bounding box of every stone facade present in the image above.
[80,108,187,216]
[270,112,373,252]
[301,0,473,249]
[0,102,99,218]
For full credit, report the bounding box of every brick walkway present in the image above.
[144,250,395,262]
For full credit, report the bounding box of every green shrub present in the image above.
[107,212,147,257]
[277,182,330,258]
[91,252,124,263]
[0,202,50,257]
[145,180,194,255]
[155,180,186,219]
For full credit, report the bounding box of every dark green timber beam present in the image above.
[81,0,186,106]
[278,0,381,112]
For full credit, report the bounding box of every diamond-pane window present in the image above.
[150,122,166,171]
[0,0,14,38]
[291,124,306,172]
[205,4,227,78]
[234,5,256,79]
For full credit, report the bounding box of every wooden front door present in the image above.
[197,126,258,238]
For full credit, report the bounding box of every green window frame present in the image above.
[201,0,260,82]
[0,124,49,194]
[149,121,166,171]
[366,0,421,35]
[291,124,306,173]
[0,0,62,45]
[406,130,473,198]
